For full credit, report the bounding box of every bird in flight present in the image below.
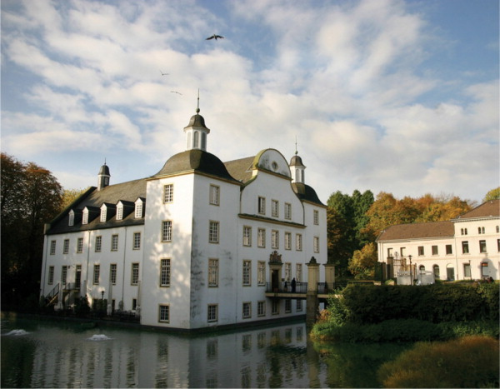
[171,91,182,95]
[206,34,224,40]
[160,70,169,76]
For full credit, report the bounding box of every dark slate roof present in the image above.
[377,221,454,242]
[99,163,110,176]
[290,154,305,168]
[292,183,325,206]
[154,149,239,183]
[455,199,500,219]
[46,178,148,235]
[224,156,255,183]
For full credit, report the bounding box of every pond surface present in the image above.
[1,313,410,388]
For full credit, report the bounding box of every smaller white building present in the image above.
[377,200,499,282]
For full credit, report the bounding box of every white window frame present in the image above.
[243,302,252,319]
[314,236,320,253]
[243,260,251,286]
[243,226,252,247]
[131,263,139,285]
[162,221,172,242]
[271,230,279,249]
[110,264,117,285]
[63,239,69,254]
[133,232,141,250]
[209,185,220,206]
[135,200,143,219]
[93,264,100,285]
[313,210,319,225]
[48,266,54,285]
[159,304,170,323]
[163,184,174,203]
[77,237,83,253]
[116,204,123,220]
[111,234,119,251]
[258,261,266,286]
[284,232,292,250]
[271,199,279,218]
[284,203,292,220]
[296,234,302,251]
[209,258,219,287]
[257,301,266,317]
[258,228,266,248]
[95,236,102,252]
[50,240,56,255]
[258,197,266,215]
[160,259,171,287]
[208,304,218,322]
[209,221,219,243]
[61,265,67,287]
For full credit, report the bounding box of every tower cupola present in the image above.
[290,150,306,184]
[184,93,210,151]
[97,161,110,191]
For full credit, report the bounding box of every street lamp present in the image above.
[101,291,104,300]
[409,255,413,285]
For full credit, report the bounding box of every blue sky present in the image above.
[1,0,498,204]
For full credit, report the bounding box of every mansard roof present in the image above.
[224,156,255,183]
[46,178,147,235]
[292,183,325,206]
[377,221,455,242]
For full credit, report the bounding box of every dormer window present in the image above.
[100,206,107,222]
[69,210,75,226]
[82,208,89,225]
[135,199,144,219]
[116,203,123,221]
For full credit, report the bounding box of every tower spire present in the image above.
[196,89,200,113]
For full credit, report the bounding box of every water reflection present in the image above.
[1,314,410,388]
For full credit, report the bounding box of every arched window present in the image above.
[201,133,206,150]
[193,131,199,148]
[419,265,425,272]
[446,264,454,281]
[433,264,440,279]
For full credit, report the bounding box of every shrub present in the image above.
[378,336,499,388]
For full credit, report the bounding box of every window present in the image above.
[93,265,100,285]
[209,185,220,206]
[209,259,218,287]
[75,265,81,289]
[163,184,174,203]
[77,237,84,253]
[63,239,69,254]
[284,232,292,250]
[258,197,266,215]
[432,245,438,255]
[243,260,251,286]
[243,302,251,319]
[481,262,489,277]
[478,226,485,234]
[497,226,500,233]
[61,266,67,287]
[208,304,218,322]
[209,221,219,243]
[243,226,252,247]
[418,246,424,256]
[296,264,302,282]
[100,207,107,222]
[48,266,54,285]
[131,263,139,285]
[479,240,487,253]
[258,301,266,316]
[271,230,279,249]
[272,200,279,217]
[95,236,102,252]
[284,263,291,282]
[133,232,141,250]
[446,245,453,255]
[497,239,500,252]
[110,264,117,285]
[284,203,292,220]
[162,221,172,242]
[462,241,469,254]
[296,300,303,311]
[313,210,319,225]
[387,248,393,258]
[116,204,123,220]
[111,234,119,251]
[461,228,468,235]
[285,299,292,313]
[135,201,143,218]
[464,263,471,278]
[258,228,266,248]
[401,247,406,257]
[159,305,170,323]
[68,210,75,226]
[433,264,440,279]
[272,300,279,315]
[82,209,89,225]
[132,299,137,310]
[160,259,171,287]
[296,234,302,251]
[50,240,56,255]
[258,261,266,286]
[314,236,320,253]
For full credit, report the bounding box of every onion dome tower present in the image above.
[183,92,210,151]
[97,161,110,191]
[290,149,306,184]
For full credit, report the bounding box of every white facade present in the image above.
[377,200,500,282]
[40,110,327,330]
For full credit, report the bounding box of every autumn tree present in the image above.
[483,187,500,202]
[61,188,88,211]
[1,153,63,308]
[348,242,378,279]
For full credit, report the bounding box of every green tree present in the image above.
[61,188,88,211]
[1,153,63,308]
[483,187,500,202]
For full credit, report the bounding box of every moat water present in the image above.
[1,313,410,388]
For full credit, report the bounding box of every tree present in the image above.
[61,188,88,211]
[348,242,378,279]
[1,153,63,308]
[483,187,500,202]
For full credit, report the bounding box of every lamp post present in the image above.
[101,291,104,300]
[409,255,413,285]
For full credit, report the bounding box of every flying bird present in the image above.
[171,91,182,95]
[206,34,224,40]
[160,70,169,76]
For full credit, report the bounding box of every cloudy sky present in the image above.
[2,0,498,204]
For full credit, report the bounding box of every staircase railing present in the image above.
[46,283,60,306]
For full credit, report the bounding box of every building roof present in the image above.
[154,149,238,183]
[292,183,325,206]
[224,156,255,183]
[377,221,454,242]
[454,199,500,219]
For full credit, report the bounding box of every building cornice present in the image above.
[238,213,306,229]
